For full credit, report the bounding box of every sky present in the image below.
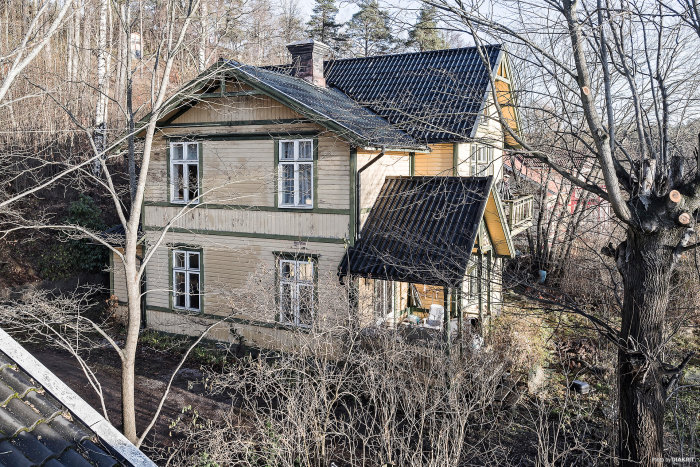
[295,0,426,24]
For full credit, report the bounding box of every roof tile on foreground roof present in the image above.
[0,350,120,466]
[0,327,156,467]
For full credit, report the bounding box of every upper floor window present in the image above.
[471,145,494,176]
[173,249,201,312]
[278,139,313,208]
[481,104,490,126]
[278,257,315,327]
[170,141,200,203]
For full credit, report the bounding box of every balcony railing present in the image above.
[502,195,534,235]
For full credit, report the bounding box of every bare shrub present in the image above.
[165,323,519,466]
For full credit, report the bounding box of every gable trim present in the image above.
[225,62,426,151]
[0,328,156,467]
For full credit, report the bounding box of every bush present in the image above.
[38,195,108,280]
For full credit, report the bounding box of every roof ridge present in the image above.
[325,44,502,63]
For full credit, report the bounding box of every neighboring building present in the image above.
[111,40,533,349]
[0,328,155,466]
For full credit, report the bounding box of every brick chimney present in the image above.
[286,39,332,87]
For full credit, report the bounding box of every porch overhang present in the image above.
[339,176,507,288]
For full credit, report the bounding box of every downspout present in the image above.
[355,151,385,241]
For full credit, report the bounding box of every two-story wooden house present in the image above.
[110,40,533,349]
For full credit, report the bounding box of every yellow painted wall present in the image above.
[414,144,454,176]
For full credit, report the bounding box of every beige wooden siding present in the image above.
[170,94,304,124]
[145,132,350,211]
[357,150,410,227]
[414,144,454,176]
[144,230,348,327]
[145,207,349,239]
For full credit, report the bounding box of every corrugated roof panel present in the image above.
[339,176,493,287]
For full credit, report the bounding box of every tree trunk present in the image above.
[121,255,141,443]
[617,229,676,465]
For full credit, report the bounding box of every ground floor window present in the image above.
[466,267,479,304]
[373,279,394,319]
[278,256,316,327]
[172,249,201,311]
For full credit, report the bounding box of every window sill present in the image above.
[169,200,200,205]
[278,205,314,210]
[173,306,202,313]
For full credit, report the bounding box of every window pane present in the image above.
[298,285,314,326]
[189,273,200,309]
[174,251,185,269]
[281,261,294,279]
[280,283,293,323]
[175,272,186,307]
[298,141,312,160]
[187,164,199,200]
[186,143,198,160]
[188,252,199,270]
[280,163,295,205]
[297,261,313,281]
[172,144,183,160]
[280,141,294,160]
[299,164,312,206]
[175,164,184,200]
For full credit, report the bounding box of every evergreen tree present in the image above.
[347,0,394,57]
[306,0,341,44]
[408,6,448,51]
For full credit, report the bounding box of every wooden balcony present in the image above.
[502,195,534,236]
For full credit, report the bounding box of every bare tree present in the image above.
[425,0,700,463]
[0,0,73,104]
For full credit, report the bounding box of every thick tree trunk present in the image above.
[617,229,676,465]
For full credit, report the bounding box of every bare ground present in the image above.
[28,343,232,461]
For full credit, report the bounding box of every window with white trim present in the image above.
[173,249,201,311]
[278,257,315,327]
[170,141,200,203]
[278,139,313,208]
[471,144,494,176]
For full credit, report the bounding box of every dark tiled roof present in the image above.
[339,176,493,287]
[224,61,425,151]
[324,45,502,143]
[0,350,121,466]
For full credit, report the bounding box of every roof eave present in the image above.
[226,62,422,151]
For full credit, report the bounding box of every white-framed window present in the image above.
[170,141,200,203]
[278,139,313,208]
[278,257,315,327]
[373,279,394,320]
[172,249,201,311]
[471,144,494,176]
[480,104,490,126]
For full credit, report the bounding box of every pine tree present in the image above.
[347,0,394,57]
[408,6,448,52]
[306,0,341,44]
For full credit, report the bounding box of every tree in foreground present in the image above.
[428,0,699,464]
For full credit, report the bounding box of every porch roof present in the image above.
[339,176,493,288]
